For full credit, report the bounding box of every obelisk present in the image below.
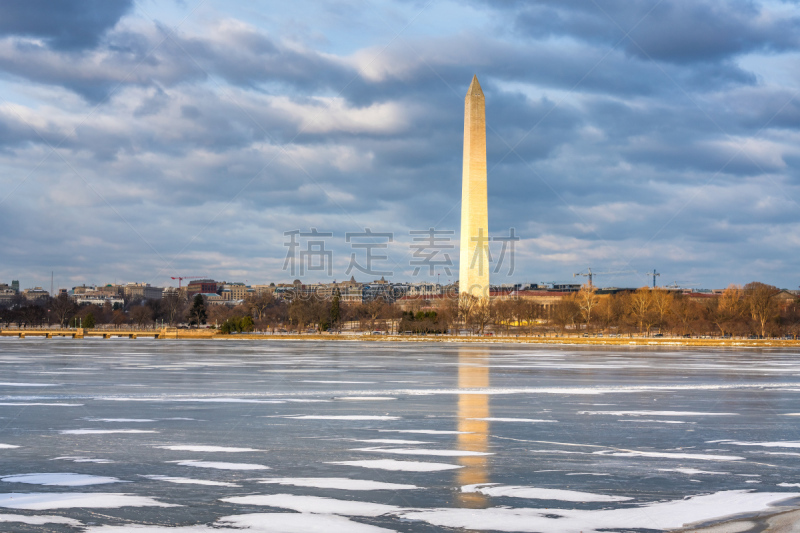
[459,75,490,299]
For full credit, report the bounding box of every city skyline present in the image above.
[0,1,799,289]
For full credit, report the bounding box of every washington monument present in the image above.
[459,75,490,298]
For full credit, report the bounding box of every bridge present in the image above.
[0,328,215,340]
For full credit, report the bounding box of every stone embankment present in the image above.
[1,328,796,348]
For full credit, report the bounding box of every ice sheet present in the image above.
[257,477,417,490]
[1,473,124,486]
[0,493,177,509]
[329,459,462,472]
[462,484,632,502]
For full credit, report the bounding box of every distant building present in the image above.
[74,295,124,307]
[0,284,16,304]
[186,279,218,297]
[123,283,163,300]
[11,280,19,293]
[22,287,50,301]
[221,283,252,301]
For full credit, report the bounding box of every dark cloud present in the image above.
[0,0,133,50]
[510,0,800,63]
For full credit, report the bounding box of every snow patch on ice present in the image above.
[353,439,431,445]
[257,477,417,490]
[60,429,157,435]
[723,441,800,448]
[659,468,726,475]
[170,460,269,470]
[398,490,800,533]
[579,410,738,416]
[328,459,461,472]
[593,450,743,461]
[218,512,397,532]
[468,418,556,423]
[0,493,177,510]
[1,473,124,486]
[156,445,264,453]
[287,415,400,421]
[52,457,113,463]
[0,444,19,449]
[462,484,632,502]
[142,475,240,487]
[352,447,493,457]
[0,403,82,406]
[223,493,400,517]
[378,429,470,435]
[0,514,81,526]
[0,382,59,387]
[336,397,396,401]
[83,418,156,422]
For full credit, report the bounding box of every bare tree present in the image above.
[575,284,599,329]
[131,305,153,328]
[744,281,779,338]
[629,288,655,335]
[650,288,673,331]
[246,292,275,320]
[51,293,77,327]
[470,298,494,335]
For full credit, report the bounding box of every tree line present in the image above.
[1,281,797,338]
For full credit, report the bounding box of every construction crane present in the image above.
[170,276,205,289]
[573,268,637,288]
[651,269,660,288]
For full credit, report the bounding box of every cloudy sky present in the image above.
[0,0,798,290]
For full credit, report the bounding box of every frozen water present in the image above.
[1,340,800,531]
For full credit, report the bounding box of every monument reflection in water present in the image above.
[456,346,491,507]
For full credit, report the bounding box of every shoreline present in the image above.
[0,329,798,348]
[676,507,800,532]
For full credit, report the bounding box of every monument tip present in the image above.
[467,74,483,97]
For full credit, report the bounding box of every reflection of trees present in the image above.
[456,347,490,508]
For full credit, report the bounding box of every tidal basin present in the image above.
[1,340,800,532]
